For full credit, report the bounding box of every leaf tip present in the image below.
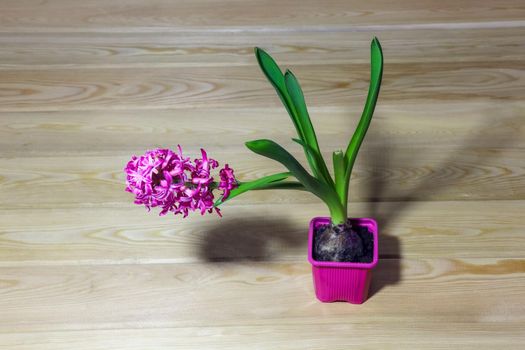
[291,137,302,145]
[371,37,383,54]
[245,139,264,151]
[285,68,298,79]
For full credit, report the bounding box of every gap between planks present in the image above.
[2,20,525,34]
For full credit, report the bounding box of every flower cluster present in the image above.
[125,146,237,217]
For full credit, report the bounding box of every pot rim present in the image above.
[308,216,379,269]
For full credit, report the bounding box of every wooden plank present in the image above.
[0,201,523,264]
[1,323,524,349]
[0,143,522,208]
[1,0,524,31]
[0,258,523,333]
[1,102,523,156]
[0,61,523,112]
[0,27,524,68]
[1,61,524,112]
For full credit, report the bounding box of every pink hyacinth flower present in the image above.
[218,164,237,200]
[125,146,237,218]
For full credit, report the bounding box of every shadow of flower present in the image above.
[198,217,304,262]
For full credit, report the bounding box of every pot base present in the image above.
[308,217,378,304]
[312,265,373,303]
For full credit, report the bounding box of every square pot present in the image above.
[308,217,379,304]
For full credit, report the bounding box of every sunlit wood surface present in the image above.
[1,1,524,348]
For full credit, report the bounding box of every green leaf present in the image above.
[254,48,304,139]
[215,172,292,206]
[291,138,333,186]
[284,71,317,151]
[245,139,343,213]
[248,181,306,191]
[254,48,322,181]
[285,71,333,185]
[291,137,320,175]
[343,37,384,197]
[332,150,346,207]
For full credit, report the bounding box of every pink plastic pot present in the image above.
[308,217,378,304]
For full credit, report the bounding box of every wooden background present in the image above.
[0,1,524,348]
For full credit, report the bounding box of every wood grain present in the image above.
[1,61,525,111]
[1,0,525,31]
[1,102,523,156]
[0,28,524,68]
[0,147,522,209]
[1,0,524,348]
[2,323,524,350]
[0,258,524,333]
[0,201,523,265]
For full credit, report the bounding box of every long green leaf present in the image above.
[254,48,304,140]
[291,138,333,186]
[332,150,347,214]
[284,70,317,151]
[248,181,306,191]
[343,37,384,199]
[254,48,321,181]
[285,71,333,185]
[215,172,292,206]
[245,139,344,214]
[291,138,321,179]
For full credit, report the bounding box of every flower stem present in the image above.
[329,205,347,226]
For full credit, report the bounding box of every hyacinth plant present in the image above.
[125,38,383,259]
